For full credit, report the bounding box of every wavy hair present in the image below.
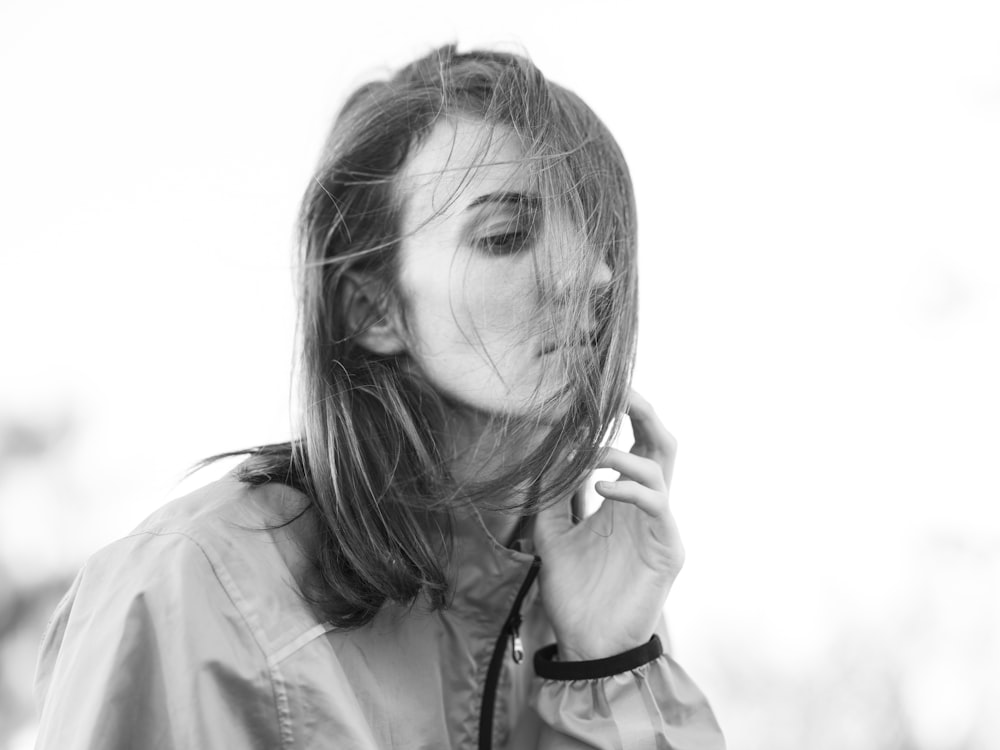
[208,45,638,628]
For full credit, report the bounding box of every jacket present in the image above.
[34,473,725,749]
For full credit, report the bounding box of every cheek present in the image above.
[461,267,537,341]
[412,259,539,355]
[396,227,572,406]
[404,260,552,407]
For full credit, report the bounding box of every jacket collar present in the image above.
[248,477,540,625]
[444,505,539,622]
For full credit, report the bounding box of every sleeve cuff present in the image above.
[533,635,663,681]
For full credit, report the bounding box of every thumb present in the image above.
[533,490,578,550]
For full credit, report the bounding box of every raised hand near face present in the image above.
[532,389,684,662]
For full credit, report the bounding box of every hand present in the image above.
[532,389,684,661]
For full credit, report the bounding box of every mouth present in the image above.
[538,333,598,357]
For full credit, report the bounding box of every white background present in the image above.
[2,1,999,747]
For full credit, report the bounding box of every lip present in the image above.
[538,335,597,356]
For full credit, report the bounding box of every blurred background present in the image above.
[2,0,998,747]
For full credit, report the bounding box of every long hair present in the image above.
[213,45,639,628]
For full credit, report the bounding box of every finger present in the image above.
[594,479,667,517]
[628,390,676,456]
[593,482,682,552]
[597,447,667,491]
[628,389,677,479]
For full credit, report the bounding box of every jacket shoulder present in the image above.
[34,523,285,748]
[34,477,378,749]
[42,476,325,678]
[134,475,323,646]
[131,472,309,545]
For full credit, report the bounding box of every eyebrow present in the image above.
[465,191,540,211]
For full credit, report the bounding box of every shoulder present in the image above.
[130,470,310,548]
[65,475,323,660]
[34,477,362,749]
[34,479,309,749]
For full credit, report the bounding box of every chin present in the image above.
[441,375,578,426]
[512,385,577,425]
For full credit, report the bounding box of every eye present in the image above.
[477,230,532,256]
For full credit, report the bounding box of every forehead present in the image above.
[397,118,531,233]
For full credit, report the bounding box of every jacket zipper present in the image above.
[478,555,541,750]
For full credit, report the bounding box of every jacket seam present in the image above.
[270,621,340,665]
[35,574,80,659]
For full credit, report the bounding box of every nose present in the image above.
[546,245,612,301]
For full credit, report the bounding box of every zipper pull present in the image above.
[510,614,525,664]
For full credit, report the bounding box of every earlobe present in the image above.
[344,273,407,356]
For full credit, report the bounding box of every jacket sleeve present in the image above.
[34,530,284,750]
[528,619,725,750]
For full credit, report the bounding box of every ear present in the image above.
[343,272,407,356]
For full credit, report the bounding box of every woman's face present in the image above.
[393,118,612,418]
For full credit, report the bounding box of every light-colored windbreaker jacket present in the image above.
[35,475,725,749]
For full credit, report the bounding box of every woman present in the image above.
[34,46,725,749]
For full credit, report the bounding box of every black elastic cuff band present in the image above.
[533,635,663,681]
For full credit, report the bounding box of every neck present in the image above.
[439,407,540,547]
